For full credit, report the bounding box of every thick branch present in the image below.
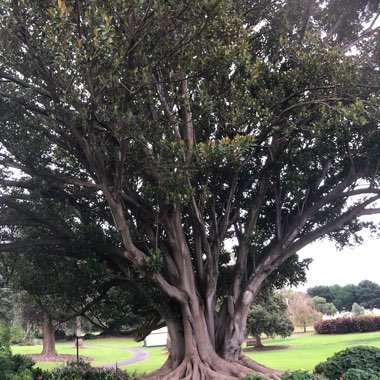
[299,0,315,41]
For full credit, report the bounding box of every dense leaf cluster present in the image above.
[0,348,39,380]
[281,371,320,380]
[315,346,380,379]
[246,290,293,343]
[343,368,380,380]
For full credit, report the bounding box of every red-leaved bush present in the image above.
[314,316,380,334]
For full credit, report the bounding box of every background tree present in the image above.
[308,285,339,304]
[0,0,380,378]
[333,285,358,312]
[0,283,12,349]
[287,292,322,333]
[351,302,365,316]
[246,289,293,348]
[308,280,380,312]
[312,296,337,316]
[356,280,380,309]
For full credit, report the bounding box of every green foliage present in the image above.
[343,368,380,380]
[312,296,337,316]
[0,349,38,380]
[315,346,380,378]
[0,0,380,375]
[243,375,267,380]
[43,361,131,380]
[9,323,25,345]
[0,320,11,349]
[281,370,320,380]
[308,281,380,311]
[246,290,293,342]
[351,302,365,316]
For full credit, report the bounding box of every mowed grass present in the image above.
[11,339,135,370]
[122,347,168,375]
[244,331,380,372]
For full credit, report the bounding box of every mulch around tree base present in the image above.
[243,345,290,352]
[23,354,94,362]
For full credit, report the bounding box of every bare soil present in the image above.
[243,345,290,352]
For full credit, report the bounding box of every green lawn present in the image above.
[122,347,168,375]
[244,331,380,372]
[11,340,134,370]
[85,337,143,348]
[11,332,380,375]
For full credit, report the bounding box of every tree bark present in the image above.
[41,312,57,356]
[254,335,264,348]
[76,316,84,347]
[143,298,283,380]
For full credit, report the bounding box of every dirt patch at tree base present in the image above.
[23,354,94,362]
[243,345,290,352]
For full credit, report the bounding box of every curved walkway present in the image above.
[89,344,151,368]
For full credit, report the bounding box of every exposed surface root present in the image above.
[239,354,284,380]
[141,354,284,380]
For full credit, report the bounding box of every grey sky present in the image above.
[298,215,380,290]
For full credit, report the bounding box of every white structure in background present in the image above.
[144,326,168,347]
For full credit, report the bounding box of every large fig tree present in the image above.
[0,0,379,378]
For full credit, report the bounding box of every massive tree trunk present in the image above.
[142,290,283,380]
[108,203,284,379]
[41,312,57,356]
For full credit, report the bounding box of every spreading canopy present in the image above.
[0,0,379,378]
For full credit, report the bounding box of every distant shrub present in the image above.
[83,332,99,340]
[314,316,380,334]
[281,370,320,379]
[54,329,67,340]
[314,346,380,378]
[343,368,380,380]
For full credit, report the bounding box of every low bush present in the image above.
[314,316,380,334]
[43,361,132,380]
[314,346,380,379]
[343,368,380,380]
[0,347,40,380]
[243,375,267,380]
[281,370,320,380]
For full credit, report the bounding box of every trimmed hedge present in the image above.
[314,316,380,334]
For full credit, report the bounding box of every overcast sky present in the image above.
[297,214,380,291]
